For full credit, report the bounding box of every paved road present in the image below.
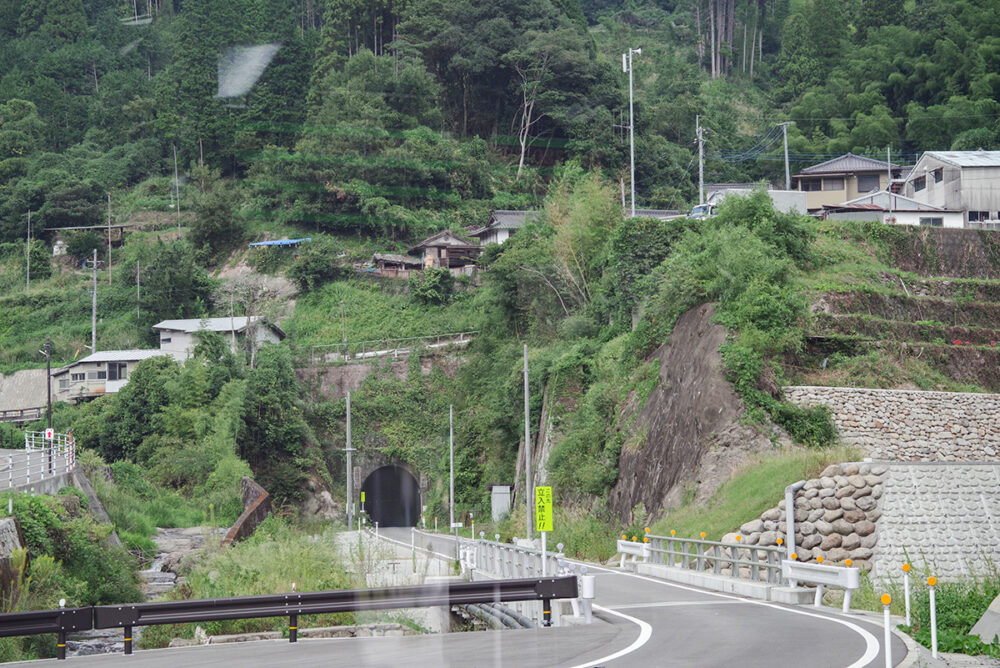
[28,527,908,667]
[382,527,906,668]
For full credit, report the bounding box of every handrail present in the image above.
[0,577,577,659]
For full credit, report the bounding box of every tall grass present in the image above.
[650,445,862,540]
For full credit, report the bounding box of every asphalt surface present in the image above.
[24,527,908,667]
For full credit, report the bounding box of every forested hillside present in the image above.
[3,0,1000,560]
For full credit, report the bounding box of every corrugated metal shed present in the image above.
[923,151,1000,168]
[248,238,312,247]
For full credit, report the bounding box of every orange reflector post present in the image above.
[881,594,891,605]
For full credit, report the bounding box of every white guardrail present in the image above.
[3,431,76,489]
[782,559,860,611]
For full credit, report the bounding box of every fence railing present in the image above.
[293,331,478,367]
[0,408,44,424]
[0,577,577,659]
[644,535,786,585]
[2,431,76,489]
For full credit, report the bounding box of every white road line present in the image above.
[566,605,652,668]
[606,600,744,610]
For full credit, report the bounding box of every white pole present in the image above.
[173,144,181,233]
[929,578,938,658]
[903,565,911,627]
[346,391,353,529]
[25,210,30,294]
[625,48,641,218]
[781,122,791,191]
[541,531,547,577]
[882,595,893,668]
[524,345,531,540]
[107,192,112,285]
[91,249,98,353]
[888,145,894,219]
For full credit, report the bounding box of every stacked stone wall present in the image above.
[784,386,1000,461]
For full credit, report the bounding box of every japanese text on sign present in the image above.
[535,486,553,532]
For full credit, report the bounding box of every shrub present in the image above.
[286,238,351,291]
[409,267,454,304]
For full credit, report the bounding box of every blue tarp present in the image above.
[248,238,312,247]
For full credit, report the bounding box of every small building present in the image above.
[408,230,481,269]
[369,253,424,279]
[152,317,285,357]
[469,210,540,246]
[51,349,186,402]
[822,191,964,228]
[902,150,1000,226]
[793,153,902,211]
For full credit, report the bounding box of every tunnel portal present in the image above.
[360,465,421,527]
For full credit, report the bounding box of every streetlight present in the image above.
[622,47,642,218]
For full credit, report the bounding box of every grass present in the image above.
[284,277,482,346]
[650,445,862,541]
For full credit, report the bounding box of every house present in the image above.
[407,230,481,269]
[51,349,186,402]
[152,317,286,357]
[793,153,901,211]
[369,253,424,279]
[902,150,1000,226]
[469,210,539,245]
[821,191,964,228]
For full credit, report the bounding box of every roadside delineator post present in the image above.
[843,560,854,611]
[881,594,892,668]
[902,563,911,626]
[928,576,938,658]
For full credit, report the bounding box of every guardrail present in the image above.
[782,559,860,611]
[643,535,786,585]
[0,577,577,659]
[293,331,477,367]
[2,431,76,489]
[0,408,43,424]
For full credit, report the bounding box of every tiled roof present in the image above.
[487,210,540,230]
[798,153,897,176]
[923,150,1000,168]
[408,230,479,253]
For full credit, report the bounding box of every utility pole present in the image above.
[622,47,642,218]
[697,115,705,205]
[25,210,30,294]
[173,144,181,233]
[44,338,52,430]
[107,193,112,285]
[779,122,792,190]
[136,261,141,320]
[449,404,455,548]
[887,145,894,219]
[523,344,531,540]
[89,249,99,353]
[340,300,346,344]
[345,391,354,529]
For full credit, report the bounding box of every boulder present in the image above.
[795,508,809,522]
[850,547,873,561]
[826,547,850,563]
[871,465,888,476]
[814,520,833,535]
[866,509,882,522]
[794,548,813,561]
[821,497,841,510]
[809,498,823,510]
[799,521,816,536]
[744,532,760,545]
[847,475,866,488]
[840,533,861,551]
[762,508,782,522]
[843,509,866,523]
[860,534,878,549]
[801,534,822,550]
[804,479,820,490]
[763,520,778,532]
[843,463,860,476]
[818,488,835,498]
[804,488,819,499]
[821,465,842,478]
[855,521,876,537]
[819,534,843,551]
[852,486,872,499]
[741,519,764,534]
[856,496,877,512]
[840,497,857,511]
[834,475,850,487]
[794,496,811,509]
[864,474,882,487]
[822,509,844,522]
[819,477,837,489]
[831,519,854,536]
[758,531,779,547]
[859,464,871,475]
[835,486,855,499]
[807,509,824,523]
[872,485,883,500]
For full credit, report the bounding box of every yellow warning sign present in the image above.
[535,486,553,532]
[361,491,366,503]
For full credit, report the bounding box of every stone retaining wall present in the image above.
[783,385,1000,461]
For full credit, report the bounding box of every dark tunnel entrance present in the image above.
[360,465,421,527]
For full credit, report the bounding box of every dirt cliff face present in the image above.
[609,304,778,523]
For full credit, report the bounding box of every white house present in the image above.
[152,317,285,356]
[51,349,186,402]
[903,150,1000,226]
[469,210,539,245]
[822,191,965,228]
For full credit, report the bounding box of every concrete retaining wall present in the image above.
[784,385,1000,461]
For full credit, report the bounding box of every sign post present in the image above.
[535,486,553,577]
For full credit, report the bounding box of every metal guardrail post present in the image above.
[289,613,298,642]
[712,545,721,574]
[124,625,133,655]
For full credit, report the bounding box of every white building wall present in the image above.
[158,330,195,354]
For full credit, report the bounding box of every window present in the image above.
[913,176,926,192]
[970,211,990,222]
[800,179,822,192]
[59,379,69,390]
[822,177,845,191]
[933,168,943,183]
[856,174,880,192]
[108,362,127,381]
[88,371,107,380]
[161,337,171,344]
[919,217,943,227]
[71,373,85,382]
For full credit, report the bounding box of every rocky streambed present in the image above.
[66,527,222,657]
